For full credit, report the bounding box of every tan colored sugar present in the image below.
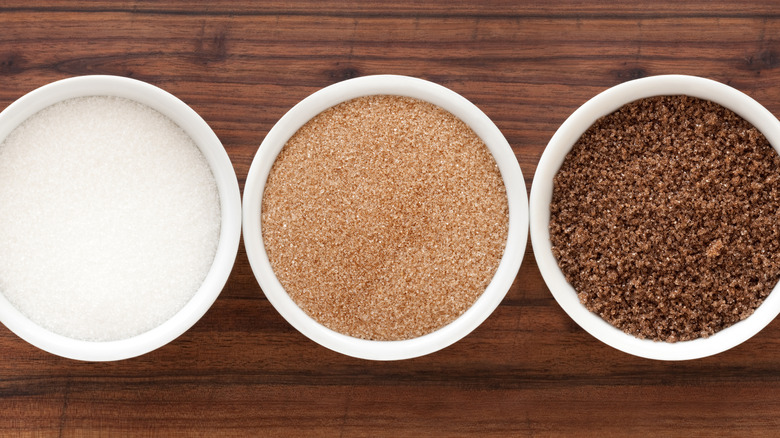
[261,95,508,341]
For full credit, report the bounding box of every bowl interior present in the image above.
[0,75,241,361]
[243,75,528,360]
[530,74,780,360]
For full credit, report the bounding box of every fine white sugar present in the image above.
[0,96,221,341]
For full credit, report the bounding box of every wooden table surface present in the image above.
[2,1,780,436]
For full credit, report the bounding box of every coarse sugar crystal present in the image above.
[549,95,780,342]
[0,96,221,341]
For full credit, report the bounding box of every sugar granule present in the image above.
[262,95,508,341]
[0,96,221,341]
[549,95,780,342]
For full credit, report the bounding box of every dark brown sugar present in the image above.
[262,95,508,341]
[549,95,780,342]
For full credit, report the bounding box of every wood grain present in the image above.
[1,1,780,436]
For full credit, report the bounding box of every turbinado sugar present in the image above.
[262,95,508,341]
[0,96,220,341]
[550,95,780,342]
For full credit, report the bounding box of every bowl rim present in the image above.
[530,74,780,361]
[242,74,528,360]
[0,75,241,361]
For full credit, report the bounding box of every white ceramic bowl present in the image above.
[243,74,528,360]
[0,75,242,361]
[531,74,780,360]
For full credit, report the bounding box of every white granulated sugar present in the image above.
[0,96,221,341]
